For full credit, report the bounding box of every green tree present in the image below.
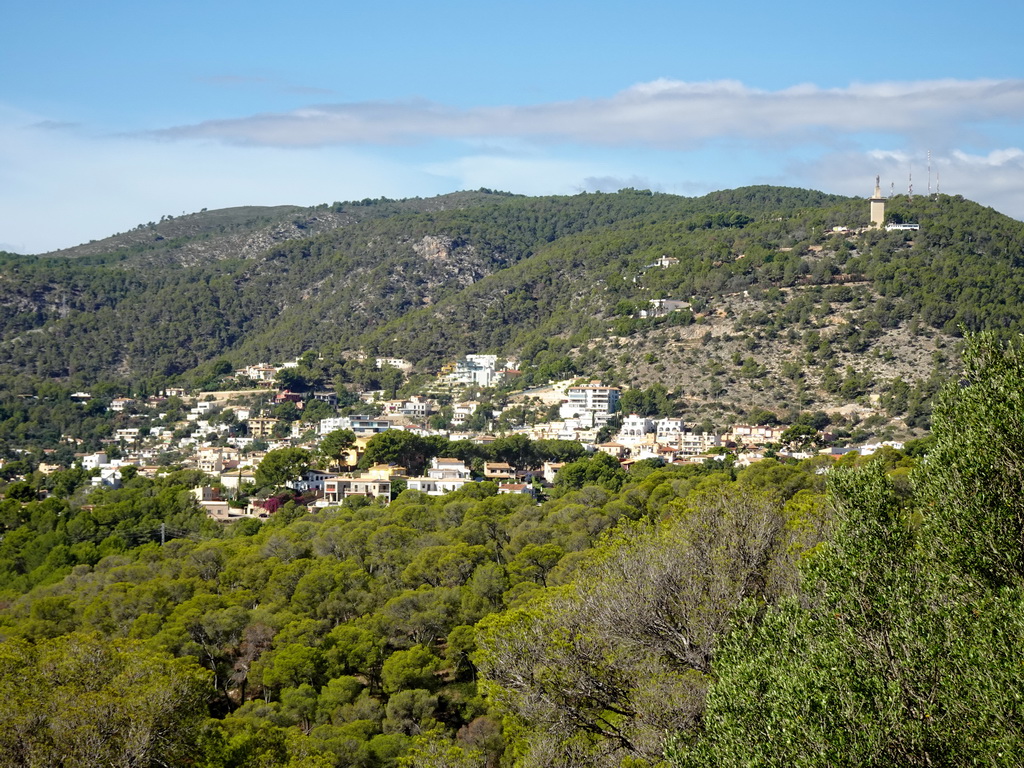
[477,488,803,767]
[672,333,1024,767]
[319,429,356,470]
[212,358,234,376]
[275,368,308,392]
[381,646,443,694]
[0,633,210,768]
[361,431,432,474]
[255,448,312,490]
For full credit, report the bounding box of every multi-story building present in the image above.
[618,414,655,443]
[427,457,472,480]
[656,418,721,455]
[319,415,392,437]
[248,417,280,439]
[446,355,504,388]
[406,477,476,496]
[559,383,621,422]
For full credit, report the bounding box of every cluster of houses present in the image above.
[34,351,907,522]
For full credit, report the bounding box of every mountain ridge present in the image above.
[2,186,1021,436]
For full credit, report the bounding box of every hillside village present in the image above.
[19,346,908,526]
[2,185,954,526]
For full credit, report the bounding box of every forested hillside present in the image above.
[3,187,1022,432]
[3,183,1024,765]
[0,186,852,385]
[1,335,1023,767]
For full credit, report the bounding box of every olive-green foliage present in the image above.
[255,448,312,490]
[0,474,215,597]
[475,485,816,768]
[671,333,1024,767]
[0,632,210,768]
[0,449,829,767]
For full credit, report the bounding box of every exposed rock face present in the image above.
[413,235,455,262]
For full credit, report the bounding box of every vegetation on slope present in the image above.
[1,333,1023,766]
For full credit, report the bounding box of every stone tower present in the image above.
[869,175,886,228]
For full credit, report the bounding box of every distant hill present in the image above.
[36,190,519,266]
[1,186,1022,430]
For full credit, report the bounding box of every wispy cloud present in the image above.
[151,78,1024,150]
[31,119,81,131]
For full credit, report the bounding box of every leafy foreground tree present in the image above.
[475,486,818,768]
[669,332,1024,767]
[0,632,210,768]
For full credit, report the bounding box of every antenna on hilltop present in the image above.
[927,150,932,195]
[890,181,895,197]
[936,170,941,195]
[908,164,913,200]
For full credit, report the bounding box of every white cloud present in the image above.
[150,78,1024,150]
[422,153,617,197]
[791,147,1024,219]
[952,148,1024,166]
[581,175,665,193]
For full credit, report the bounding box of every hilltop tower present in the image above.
[869,175,886,228]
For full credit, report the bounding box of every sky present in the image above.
[2,0,1023,254]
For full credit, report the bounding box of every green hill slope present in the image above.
[1,186,1021,425]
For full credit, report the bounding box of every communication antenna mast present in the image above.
[908,164,913,200]
[890,181,895,197]
[936,170,941,195]
[927,150,932,195]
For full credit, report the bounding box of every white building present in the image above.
[447,355,504,388]
[319,415,392,437]
[655,418,721,455]
[640,299,691,318]
[618,414,656,443]
[238,363,278,382]
[288,469,340,493]
[559,384,621,423]
[81,452,108,470]
[427,457,472,480]
[406,477,476,496]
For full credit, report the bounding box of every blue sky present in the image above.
[2,0,1023,253]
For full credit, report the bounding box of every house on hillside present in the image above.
[406,477,476,496]
[559,383,620,423]
[289,469,341,493]
[640,299,691,318]
[498,482,535,497]
[596,442,629,459]
[322,475,392,504]
[248,417,280,439]
[618,414,655,442]
[483,462,516,481]
[428,457,472,480]
[727,424,786,446]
